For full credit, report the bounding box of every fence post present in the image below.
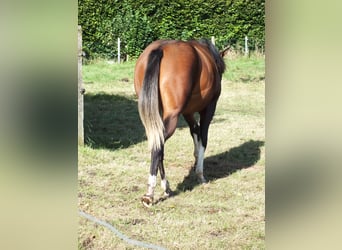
[211,36,215,46]
[117,38,121,63]
[244,35,249,56]
[78,25,84,145]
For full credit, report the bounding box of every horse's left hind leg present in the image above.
[158,113,179,197]
[142,147,162,207]
[156,145,171,198]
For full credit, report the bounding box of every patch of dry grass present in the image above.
[79,56,265,249]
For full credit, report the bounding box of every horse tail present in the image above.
[138,48,164,151]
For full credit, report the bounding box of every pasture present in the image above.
[78,55,265,249]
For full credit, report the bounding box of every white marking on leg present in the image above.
[161,178,167,190]
[195,142,207,183]
[161,178,170,196]
[193,133,199,160]
[147,175,157,196]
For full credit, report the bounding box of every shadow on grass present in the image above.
[174,139,265,194]
[84,93,189,150]
[84,93,145,149]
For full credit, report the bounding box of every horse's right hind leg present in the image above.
[183,114,201,169]
[196,99,219,183]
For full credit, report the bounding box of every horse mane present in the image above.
[198,39,226,75]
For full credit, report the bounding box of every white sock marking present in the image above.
[161,179,168,192]
[193,133,199,159]
[195,142,206,182]
[161,178,171,197]
[196,143,205,174]
[147,175,157,196]
[148,175,157,187]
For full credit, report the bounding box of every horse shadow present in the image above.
[173,140,265,194]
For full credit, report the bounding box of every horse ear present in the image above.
[219,45,231,58]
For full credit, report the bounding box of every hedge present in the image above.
[78,0,265,60]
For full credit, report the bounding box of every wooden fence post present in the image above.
[78,25,84,145]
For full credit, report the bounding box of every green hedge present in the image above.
[78,0,265,60]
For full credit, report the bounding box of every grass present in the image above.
[79,55,265,249]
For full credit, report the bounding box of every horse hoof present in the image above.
[141,195,153,208]
[197,175,208,184]
[163,191,172,198]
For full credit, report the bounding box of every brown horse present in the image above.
[134,39,227,207]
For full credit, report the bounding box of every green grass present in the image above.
[79,56,265,249]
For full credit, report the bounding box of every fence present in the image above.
[113,35,263,63]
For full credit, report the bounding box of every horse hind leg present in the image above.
[191,123,200,165]
[141,112,179,207]
[195,100,219,184]
[142,147,161,207]
[159,160,172,198]
[194,139,207,183]
[183,114,201,168]
[183,113,208,183]
[184,117,206,183]
[158,113,179,197]
[184,113,207,183]
[156,144,171,198]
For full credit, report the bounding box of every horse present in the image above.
[134,39,227,207]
